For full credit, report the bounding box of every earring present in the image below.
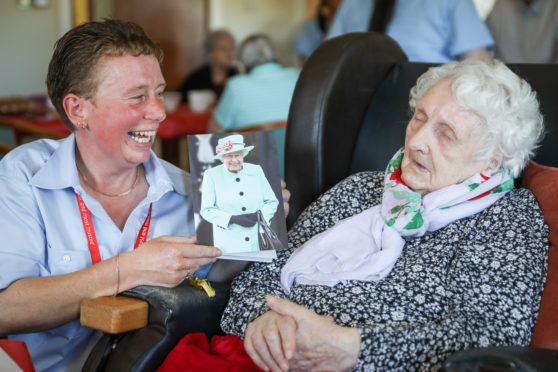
[77,120,88,129]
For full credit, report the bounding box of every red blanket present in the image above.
[157,333,263,372]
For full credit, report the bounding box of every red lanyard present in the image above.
[75,193,152,264]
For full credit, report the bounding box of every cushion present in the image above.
[157,333,262,372]
[521,161,558,349]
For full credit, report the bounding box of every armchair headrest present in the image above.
[285,32,407,225]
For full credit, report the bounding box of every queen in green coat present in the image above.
[200,134,279,254]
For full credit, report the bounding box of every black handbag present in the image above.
[257,210,284,251]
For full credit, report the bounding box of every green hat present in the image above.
[214,134,254,160]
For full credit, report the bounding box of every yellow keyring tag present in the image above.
[186,276,216,297]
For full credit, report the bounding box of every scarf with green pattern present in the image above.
[281,148,513,293]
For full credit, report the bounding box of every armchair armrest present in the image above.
[441,346,558,372]
[81,296,149,334]
[82,280,231,372]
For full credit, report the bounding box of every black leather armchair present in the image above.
[85,32,558,371]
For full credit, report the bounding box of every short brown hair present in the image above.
[46,19,163,130]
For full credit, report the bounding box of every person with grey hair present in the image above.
[200,134,279,256]
[221,59,548,371]
[179,29,238,102]
[237,34,278,72]
[207,34,300,178]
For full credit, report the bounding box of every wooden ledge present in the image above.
[231,121,286,133]
[80,296,148,334]
[0,142,14,155]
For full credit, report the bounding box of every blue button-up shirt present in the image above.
[327,0,494,63]
[294,19,324,59]
[0,135,206,371]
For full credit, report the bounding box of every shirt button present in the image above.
[63,255,71,263]
[245,237,250,241]
[235,178,240,182]
[242,207,246,211]
[239,191,244,196]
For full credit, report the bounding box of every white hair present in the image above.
[238,34,277,72]
[409,59,544,178]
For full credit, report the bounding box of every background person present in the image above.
[294,0,342,64]
[0,20,224,371]
[486,0,558,63]
[200,135,279,255]
[221,59,547,371]
[327,0,494,62]
[207,34,300,179]
[179,29,238,103]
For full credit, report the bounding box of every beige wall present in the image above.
[93,0,308,68]
[210,0,306,67]
[0,0,71,96]
[93,0,113,20]
[0,0,495,98]
[0,0,307,97]
[473,0,496,19]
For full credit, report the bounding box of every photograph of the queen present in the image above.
[199,134,280,255]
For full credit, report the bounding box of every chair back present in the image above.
[285,32,407,223]
[284,32,558,349]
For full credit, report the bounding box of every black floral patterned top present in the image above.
[221,172,549,371]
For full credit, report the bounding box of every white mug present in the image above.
[188,90,216,113]
[163,91,182,113]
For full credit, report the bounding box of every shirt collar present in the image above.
[29,134,79,190]
[29,134,188,198]
[145,156,189,199]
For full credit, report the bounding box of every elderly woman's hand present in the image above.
[244,296,361,372]
[120,236,221,289]
[244,304,297,372]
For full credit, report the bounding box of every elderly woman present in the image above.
[207,34,300,133]
[221,59,548,371]
[200,134,279,256]
[179,29,238,102]
[0,20,238,371]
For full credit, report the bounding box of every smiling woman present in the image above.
[0,19,224,371]
[72,54,167,181]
